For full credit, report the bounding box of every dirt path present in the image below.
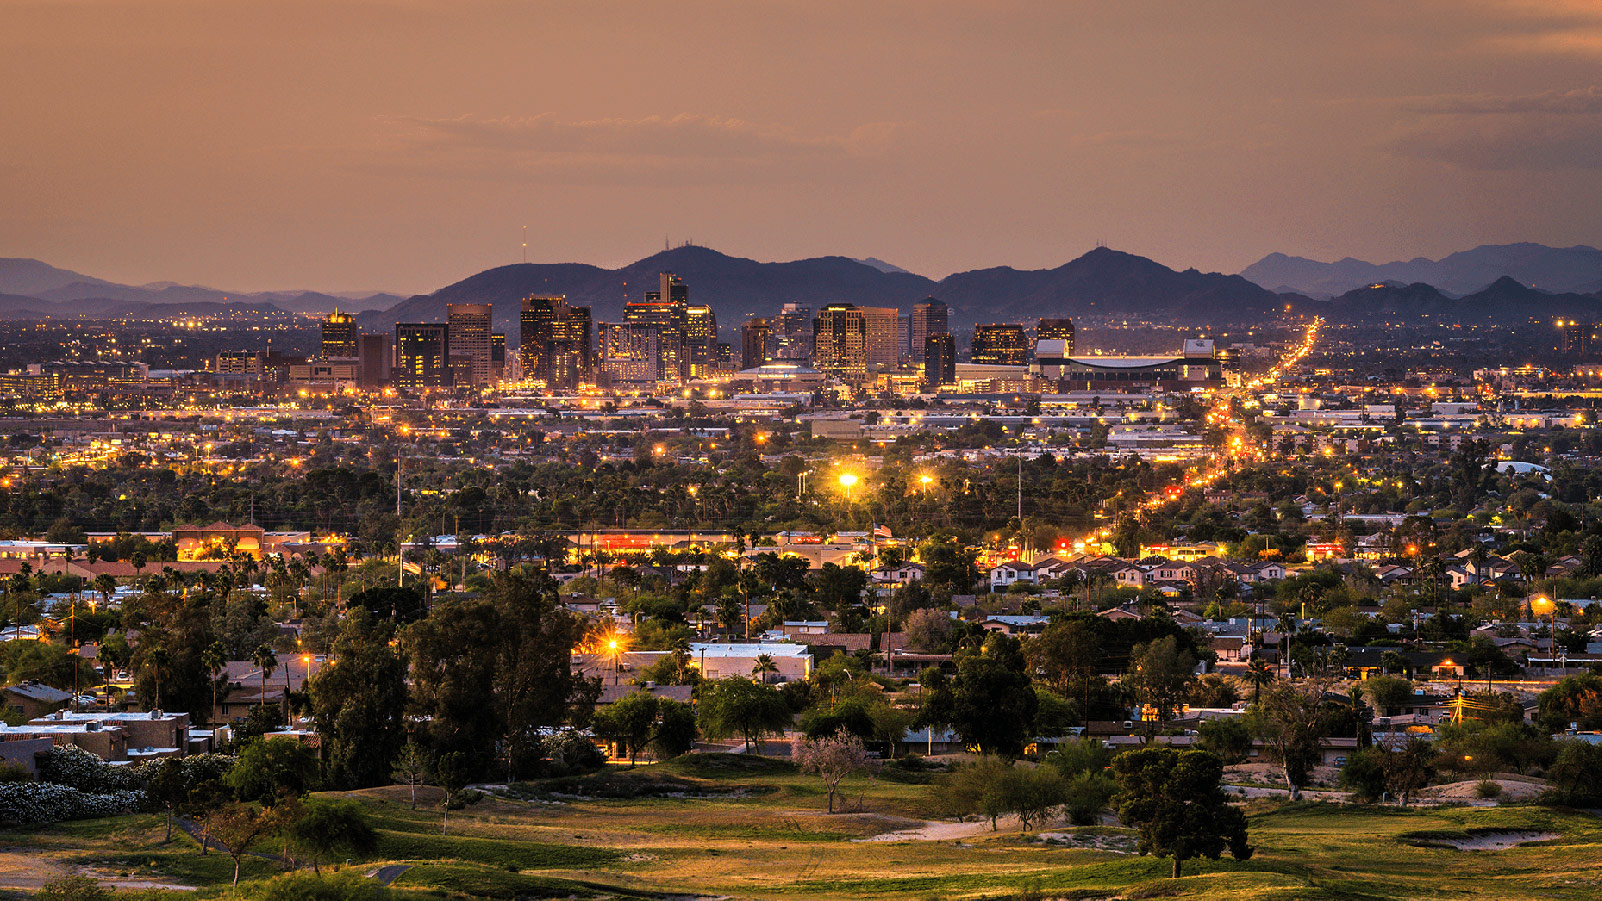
[0,849,198,893]
[857,815,1024,841]
[367,864,412,884]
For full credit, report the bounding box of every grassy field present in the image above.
[2,754,1599,900]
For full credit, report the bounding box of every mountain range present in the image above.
[0,258,404,319]
[1241,243,1602,297]
[3,243,1601,333]
[359,245,1286,335]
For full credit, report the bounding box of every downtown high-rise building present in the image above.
[446,303,493,386]
[971,323,1030,365]
[910,299,949,361]
[597,321,660,389]
[773,303,813,362]
[1038,317,1075,355]
[684,304,718,378]
[813,304,868,382]
[859,306,901,373]
[624,272,690,381]
[924,333,956,390]
[357,333,390,388]
[394,323,450,389]
[740,318,773,370]
[321,311,359,361]
[520,295,592,390]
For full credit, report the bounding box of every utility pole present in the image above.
[397,455,404,588]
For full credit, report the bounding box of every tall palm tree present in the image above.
[1245,657,1273,705]
[202,641,226,725]
[252,644,277,719]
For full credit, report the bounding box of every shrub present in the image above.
[250,871,390,901]
[1474,780,1502,800]
[1063,770,1115,826]
[1543,740,1602,807]
[37,875,111,901]
[0,782,142,824]
[38,746,143,793]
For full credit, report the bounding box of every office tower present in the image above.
[859,306,900,372]
[740,318,773,370]
[520,296,593,390]
[216,350,265,379]
[1561,320,1595,355]
[774,303,813,362]
[321,311,359,361]
[445,303,493,386]
[813,304,868,382]
[684,304,718,378]
[971,323,1030,365]
[394,323,451,389]
[357,333,390,388]
[924,333,956,389]
[1038,317,1075,355]
[911,299,949,359]
[597,322,660,389]
[624,272,689,380]
[490,334,506,382]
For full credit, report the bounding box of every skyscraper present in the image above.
[357,333,390,389]
[624,272,689,380]
[971,324,1029,365]
[394,323,450,389]
[1561,320,1596,355]
[774,303,814,362]
[924,333,956,390]
[520,295,592,391]
[911,299,949,360]
[1038,318,1075,355]
[597,322,660,389]
[321,311,359,361]
[813,304,868,382]
[684,304,718,378]
[859,306,901,372]
[446,303,493,386]
[740,318,772,370]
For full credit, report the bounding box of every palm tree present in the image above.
[145,647,171,710]
[92,574,116,608]
[202,641,226,725]
[752,654,779,684]
[252,644,277,718]
[1245,657,1273,705]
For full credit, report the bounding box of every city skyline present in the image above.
[4,1,1602,292]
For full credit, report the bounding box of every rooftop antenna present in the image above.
[522,225,528,264]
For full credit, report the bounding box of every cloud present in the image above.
[1405,85,1602,115]
[367,113,907,184]
[1384,105,1602,171]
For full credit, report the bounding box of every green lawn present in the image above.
[1,757,1598,900]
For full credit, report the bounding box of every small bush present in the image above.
[37,875,111,901]
[0,782,142,824]
[1474,780,1503,799]
[251,872,390,901]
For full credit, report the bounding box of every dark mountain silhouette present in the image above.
[358,244,1285,335]
[0,258,403,318]
[1320,275,1602,322]
[1242,243,1602,297]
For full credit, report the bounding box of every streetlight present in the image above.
[838,472,859,502]
[607,638,621,685]
[1530,595,1555,671]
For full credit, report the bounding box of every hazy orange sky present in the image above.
[3,0,1601,292]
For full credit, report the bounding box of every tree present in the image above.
[1125,636,1196,733]
[696,678,791,751]
[651,700,698,760]
[933,755,1013,830]
[1112,747,1252,879]
[903,608,953,653]
[1380,735,1437,807]
[390,741,430,810]
[227,739,320,806]
[488,571,595,778]
[1244,657,1274,704]
[1188,674,1239,709]
[289,797,378,874]
[1250,679,1332,800]
[591,692,659,766]
[1000,764,1067,831]
[210,801,274,886]
[1546,740,1602,807]
[942,633,1037,757]
[1195,717,1253,765]
[433,751,470,836]
[1361,675,1414,716]
[792,730,874,813]
[752,653,779,684]
[308,607,407,789]
[1536,674,1602,732]
[253,644,279,722]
